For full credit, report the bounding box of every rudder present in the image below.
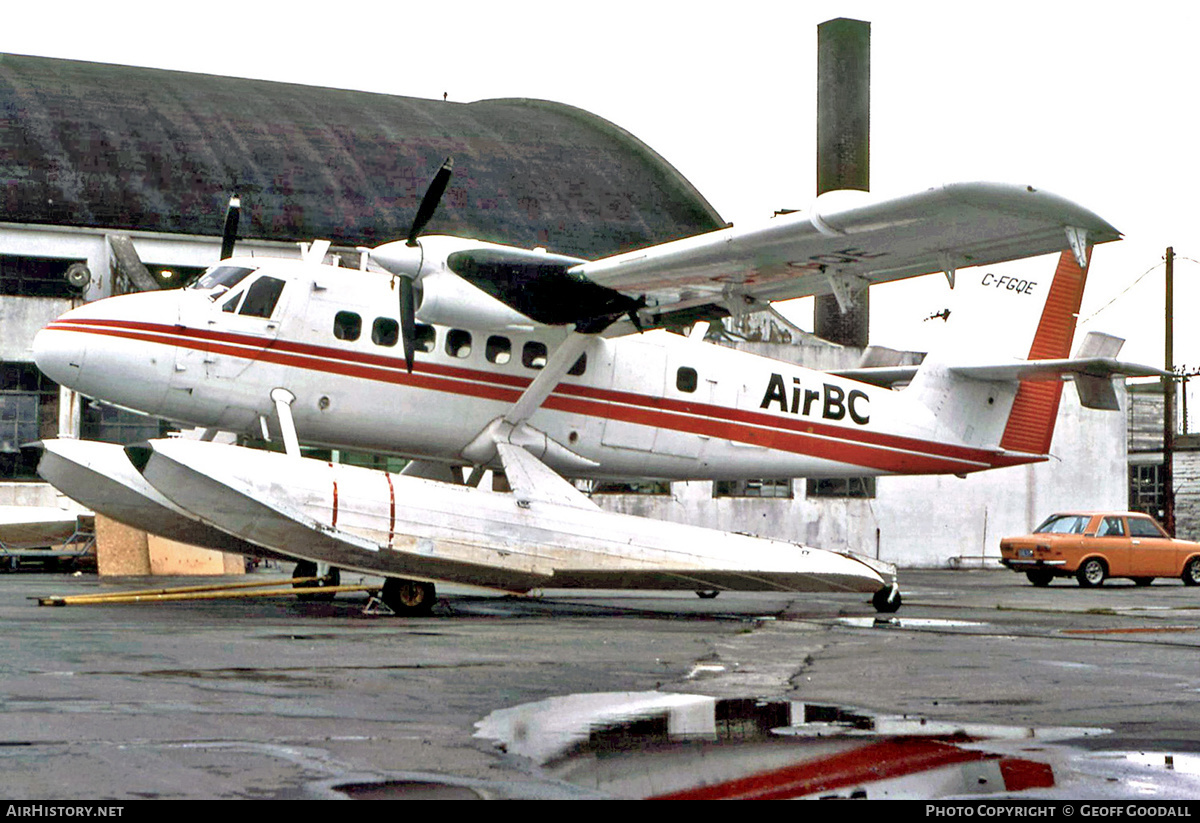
[997,249,1091,455]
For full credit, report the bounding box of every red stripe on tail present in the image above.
[998,249,1091,455]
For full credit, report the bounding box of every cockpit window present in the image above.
[239,276,286,318]
[193,265,256,293]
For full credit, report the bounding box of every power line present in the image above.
[1083,253,1200,324]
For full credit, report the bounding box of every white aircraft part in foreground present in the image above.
[118,437,897,612]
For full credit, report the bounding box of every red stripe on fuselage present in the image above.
[46,318,1040,474]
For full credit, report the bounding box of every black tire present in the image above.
[1132,577,1154,587]
[1181,557,1200,587]
[696,590,720,599]
[293,561,339,602]
[1025,569,1054,587]
[1076,558,1107,588]
[382,578,437,616]
[872,584,902,613]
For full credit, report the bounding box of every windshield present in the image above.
[1033,514,1091,534]
[191,264,257,295]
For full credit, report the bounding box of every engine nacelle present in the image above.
[416,269,537,330]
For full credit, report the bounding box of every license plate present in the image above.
[1018,548,1033,558]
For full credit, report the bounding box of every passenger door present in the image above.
[1125,516,1178,576]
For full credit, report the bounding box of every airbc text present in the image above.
[759,374,869,425]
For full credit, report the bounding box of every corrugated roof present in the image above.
[0,54,723,258]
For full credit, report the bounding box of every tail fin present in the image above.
[996,249,1089,455]
[899,248,1093,461]
[900,248,1165,462]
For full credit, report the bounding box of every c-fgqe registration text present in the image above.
[7,807,124,817]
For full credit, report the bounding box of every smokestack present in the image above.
[814,17,871,347]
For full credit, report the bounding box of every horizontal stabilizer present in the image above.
[836,334,1167,410]
[947,356,1169,385]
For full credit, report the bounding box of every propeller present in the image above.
[407,158,453,247]
[395,157,453,372]
[220,195,241,260]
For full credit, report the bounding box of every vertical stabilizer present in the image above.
[997,249,1091,455]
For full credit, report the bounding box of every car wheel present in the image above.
[1076,558,1107,588]
[1132,577,1154,587]
[1025,569,1054,587]
[1182,557,1200,587]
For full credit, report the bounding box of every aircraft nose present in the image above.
[32,322,86,389]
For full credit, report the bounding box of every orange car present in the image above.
[999,512,1200,587]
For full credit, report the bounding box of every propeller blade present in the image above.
[399,276,417,373]
[406,157,454,247]
[220,196,241,260]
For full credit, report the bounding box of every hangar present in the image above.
[0,53,1130,570]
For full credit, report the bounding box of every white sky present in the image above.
[4,1,1198,386]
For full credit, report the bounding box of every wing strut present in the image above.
[270,388,302,458]
[462,331,599,475]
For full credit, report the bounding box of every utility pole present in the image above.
[1164,246,1176,534]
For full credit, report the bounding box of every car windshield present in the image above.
[1033,514,1090,534]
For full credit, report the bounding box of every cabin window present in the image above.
[714,479,793,499]
[486,336,511,364]
[239,276,286,318]
[522,341,548,370]
[414,324,436,353]
[1097,517,1125,537]
[334,311,362,341]
[676,367,698,393]
[446,329,472,358]
[372,318,399,348]
[569,353,587,376]
[806,477,876,499]
[221,292,242,313]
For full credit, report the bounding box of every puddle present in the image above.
[837,617,987,629]
[466,693,1121,799]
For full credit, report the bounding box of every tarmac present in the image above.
[2,566,1199,800]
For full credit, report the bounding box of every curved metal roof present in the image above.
[0,54,723,258]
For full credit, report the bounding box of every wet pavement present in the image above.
[1,567,1199,799]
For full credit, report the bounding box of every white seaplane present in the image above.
[31,160,1160,613]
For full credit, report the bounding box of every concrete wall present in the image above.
[0,296,74,360]
[0,481,85,509]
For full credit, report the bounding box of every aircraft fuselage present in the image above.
[34,256,1030,480]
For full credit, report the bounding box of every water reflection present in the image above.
[474,692,1108,799]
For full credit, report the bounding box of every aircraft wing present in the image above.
[570,182,1120,325]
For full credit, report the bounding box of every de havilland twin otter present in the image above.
[31,158,1162,614]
